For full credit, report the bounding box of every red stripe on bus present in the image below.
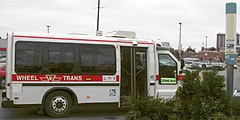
[137,42,153,44]
[13,35,153,45]
[12,74,118,82]
[0,48,6,51]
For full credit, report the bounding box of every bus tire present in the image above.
[44,91,73,118]
[202,64,206,69]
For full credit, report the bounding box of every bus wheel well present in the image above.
[42,87,78,108]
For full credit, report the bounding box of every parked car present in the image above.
[184,61,193,68]
[223,64,238,69]
[198,61,214,69]
[211,62,225,70]
[0,57,6,63]
[0,63,6,88]
[0,54,6,59]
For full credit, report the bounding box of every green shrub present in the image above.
[125,96,175,120]
[175,70,231,119]
[207,112,232,120]
[126,70,232,120]
[175,70,202,119]
[232,100,240,118]
[201,70,231,117]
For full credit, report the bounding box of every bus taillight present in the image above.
[178,75,183,81]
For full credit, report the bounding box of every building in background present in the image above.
[201,42,205,51]
[216,33,240,52]
[216,33,226,52]
[198,51,224,62]
[216,33,240,63]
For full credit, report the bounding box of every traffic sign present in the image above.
[225,54,237,65]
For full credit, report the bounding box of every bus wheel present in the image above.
[202,64,206,69]
[44,91,73,118]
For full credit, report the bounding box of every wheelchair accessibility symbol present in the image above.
[109,89,116,96]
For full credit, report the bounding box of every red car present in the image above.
[0,63,6,88]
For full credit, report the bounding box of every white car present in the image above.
[199,62,213,69]
[223,64,237,69]
[184,61,193,68]
[0,58,6,63]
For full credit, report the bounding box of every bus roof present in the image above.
[12,32,154,45]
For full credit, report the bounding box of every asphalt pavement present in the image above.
[0,89,127,120]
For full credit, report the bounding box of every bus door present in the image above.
[120,47,147,104]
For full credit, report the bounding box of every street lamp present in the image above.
[178,22,182,59]
[205,36,208,61]
[95,0,105,36]
[205,36,208,51]
[96,0,100,32]
[46,25,51,34]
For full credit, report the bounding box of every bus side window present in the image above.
[48,43,74,73]
[158,54,177,85]
[15,42,42,73]
[80,44,116,74]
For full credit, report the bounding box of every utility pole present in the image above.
[178,22,182,60]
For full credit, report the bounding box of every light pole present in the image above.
[178,22,182,59]
[205,36,208,61]
[95,0,105,36]
[96,0,100,32]
[205,36,208,51]
[46,25,50,34]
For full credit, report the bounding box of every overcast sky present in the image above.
[0,0,240,51]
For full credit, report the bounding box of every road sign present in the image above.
[225,54,237,65]
[226,40,236,54]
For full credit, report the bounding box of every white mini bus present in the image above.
[2,31,181,117]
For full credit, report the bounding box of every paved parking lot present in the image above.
[0,89,126,120]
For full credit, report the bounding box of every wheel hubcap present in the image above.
[51,96,68,113]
